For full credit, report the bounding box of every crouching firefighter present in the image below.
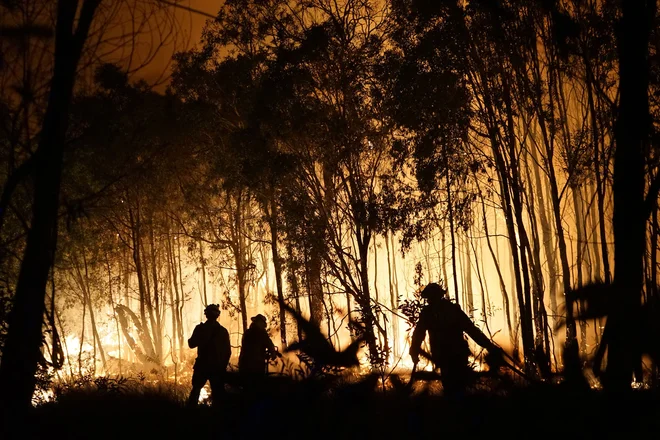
[409,283,504,395]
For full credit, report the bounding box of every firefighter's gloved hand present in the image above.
[485,346,505,370]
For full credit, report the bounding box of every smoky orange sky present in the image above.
[139,1,222,89]
[176,0,223,47]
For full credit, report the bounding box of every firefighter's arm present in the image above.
[409,311,429,363]
[188,323,203,348]
[221,327,231,368]
[458,310,498,352]
[265,332,276,352]
[264,333,277,359]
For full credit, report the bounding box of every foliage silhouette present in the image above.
[557,281,660,384]
[14,373,660,439]
[279,300,366,372]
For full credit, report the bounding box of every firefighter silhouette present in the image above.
[187,304,231,406]
[239,314,279,375]
[410,283,503,394]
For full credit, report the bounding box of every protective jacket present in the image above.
[238,324,276,374]
[410,298,495,367]
[188,320,231,371]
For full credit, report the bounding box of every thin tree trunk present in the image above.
[56,309,74,378]
[385,232,399,358]
[198,239,208,306]
[78,300,86,377]
[165,230,178,381]
[468,224,490,337]
[232,190,249,333]
[81,252,107,372]
[175,231,185,357]
[586,183,603,281]
[571,186,589,359]
[440,218,449,285]
[445,163,460,305]
[267,191,287,348]
[529,123,560,318]
[0,0,101,409]
[307,248,325,326]
[358,230,381,364]
[106,256,122,375]
[461,234,474,316]
[149,223,162,365]
[480,188,515,352]
[585,52,612,284]
[502,77,536,368]
[522,152,550,363]
[529,36,577,349]
[129,205,157,361]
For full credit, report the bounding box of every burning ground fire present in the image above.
[31,207,610,406]
[34,318,520,407]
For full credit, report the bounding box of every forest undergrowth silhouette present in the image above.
[11,283,660,440]
[14,368,660,439]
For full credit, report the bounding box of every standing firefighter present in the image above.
[239,314,282,396]
[187,304,231,407]
[410,283,503,394]
[238,314,279,377]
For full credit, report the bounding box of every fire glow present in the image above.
[40,207,599,397]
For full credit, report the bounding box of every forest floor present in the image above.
[5,372,660,439]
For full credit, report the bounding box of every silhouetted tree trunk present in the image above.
[479,190,515,350]
[198,239,207,306]
[148,221,163,365]
[584,52,612,284]
[229,189,249,333]
[175,231,185,358]
[483,101,535,368]
[606,0,654,390]
[526,36,577,351]
[572,186,590,359]
[129,205,157,361]
[528,133,560,318]
[106,256,122,375]
[445,154,460,306]
[78,300,86,376]
[522,152,551,368]
[385,232,399,357]
[286,238,304,342]
[585,184,602,281]
[307,166,333,326]
[461,234,474,316]
[75,252,107,372]
[307,249,325,326]
[266,187,287,347]
[165,227,178,366]
[436,227,446,286]
[114,305,154,365]
[359,229,386,364]
[0,0,101,410]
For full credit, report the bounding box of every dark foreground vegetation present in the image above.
[8,376,660,439]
